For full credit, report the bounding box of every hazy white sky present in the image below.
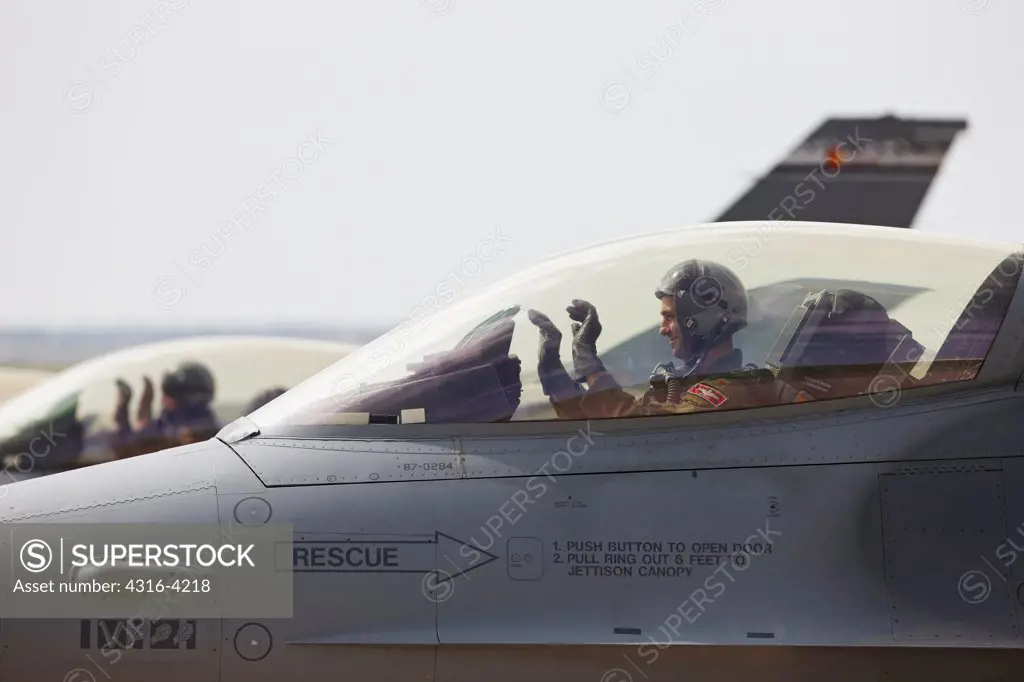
[3,0,1021,328]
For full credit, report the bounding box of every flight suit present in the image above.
[576,349,779,419]
[540,369,588,421]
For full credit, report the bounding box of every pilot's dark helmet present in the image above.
[654,258,748,352]
[245,387,287,414]
[161,361,215,409]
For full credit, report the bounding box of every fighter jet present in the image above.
[0,335,357,483]
[9,116,1024,682]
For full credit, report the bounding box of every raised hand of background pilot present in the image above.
[566,299,602,346]
[527,308,564,370]
[136,375,154,428]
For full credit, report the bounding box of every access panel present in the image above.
[434,461,894,680]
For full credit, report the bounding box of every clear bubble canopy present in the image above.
[249,221,1023,431]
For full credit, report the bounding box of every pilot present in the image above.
[112,361,221,457]
[530,259,777,419]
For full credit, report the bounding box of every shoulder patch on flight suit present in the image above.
[686,382,728,407]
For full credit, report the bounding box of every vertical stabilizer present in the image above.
[714,114,968,228]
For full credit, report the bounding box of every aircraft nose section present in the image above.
[0,439,233,524]
[0,439,244,680]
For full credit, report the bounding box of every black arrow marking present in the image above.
[432,531,499,583]
[288,531,499,581]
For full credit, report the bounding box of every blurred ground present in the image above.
[0,366,54,403]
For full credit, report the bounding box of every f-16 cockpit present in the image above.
[247,222,1023,434]
[0,336,356,480]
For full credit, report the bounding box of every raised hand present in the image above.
[136,376,154,428]
[566,298,602,346]
[527,308,563,370]
[565,299,605,381]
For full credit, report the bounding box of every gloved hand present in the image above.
[566,299,605,381]
[528,308,582,400]
[114,378,133,434]
[527,309,564,371]
[115,378,132,409]
[136,376,154,428]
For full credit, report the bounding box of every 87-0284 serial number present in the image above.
[126,579,211,593]
[402,463,455,471]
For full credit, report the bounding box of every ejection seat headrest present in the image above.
[766,289,916,401]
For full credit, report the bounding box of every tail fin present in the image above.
[714,114,968,228]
